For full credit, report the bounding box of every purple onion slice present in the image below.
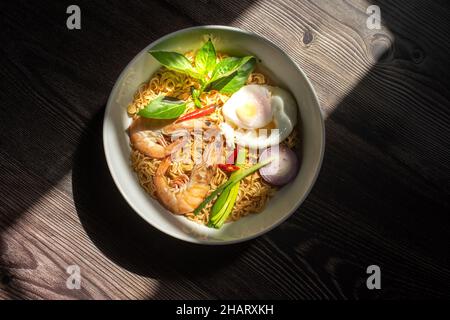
[259,145,299,186]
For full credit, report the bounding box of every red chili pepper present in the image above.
[176,105,216,123]
[218,164,240,173]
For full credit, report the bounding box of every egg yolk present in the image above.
[236,103,257,124]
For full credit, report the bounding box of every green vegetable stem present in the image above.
[194,151,273,218]
[209,148,247,228]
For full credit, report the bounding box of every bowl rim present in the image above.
[103,25,325,245]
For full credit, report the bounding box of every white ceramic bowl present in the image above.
[103,26,324,244]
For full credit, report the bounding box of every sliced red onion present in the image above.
[259,145,299,186]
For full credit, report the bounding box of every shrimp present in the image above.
[128,117,185,159]
[154,142,223,214]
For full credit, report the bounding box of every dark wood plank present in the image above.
[0,0,449,299]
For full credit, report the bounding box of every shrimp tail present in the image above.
[156,157,171,178]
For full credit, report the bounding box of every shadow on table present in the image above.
[72,109,249,281]
[72,0,450,298]
[3,0,450,299]
[0,0,258,299]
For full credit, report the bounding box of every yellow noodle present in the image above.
[128,50,300,225]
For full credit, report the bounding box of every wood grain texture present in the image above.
[0,0,449,299]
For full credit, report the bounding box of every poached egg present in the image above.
[221,84,298,149]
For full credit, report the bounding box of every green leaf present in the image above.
[138,96,187,119]
[149,51,201,79]
[209,58,256,94]
[194,39,216,75]
[210,56,254,82]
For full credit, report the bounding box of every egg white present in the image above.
[222,85,273,129]
[220,85,298,149]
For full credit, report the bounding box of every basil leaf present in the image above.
[209,58,256,94]
[138,96,187,119]
[210,56,254,82]
[194,39,216,75]
[149,51,201,79]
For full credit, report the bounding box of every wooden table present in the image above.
[1,0,449,299]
